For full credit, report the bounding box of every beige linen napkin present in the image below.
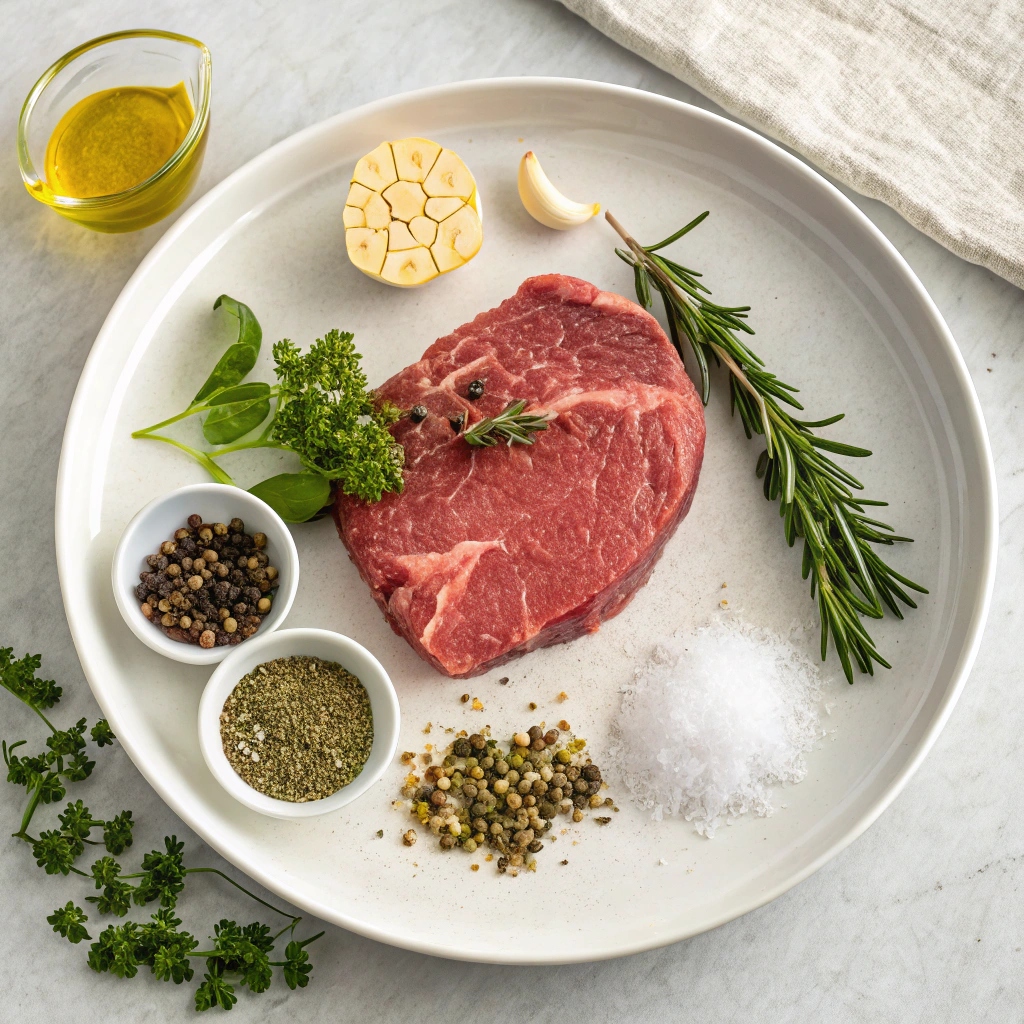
[558,0,1024,288]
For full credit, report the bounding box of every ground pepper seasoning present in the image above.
[220,656,373,802]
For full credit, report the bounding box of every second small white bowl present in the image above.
[198,628,401,818]
[111,482,299,665]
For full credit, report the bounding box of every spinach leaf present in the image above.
[249,472,332,523]
[202,383,272,445]
[194,296,263,403]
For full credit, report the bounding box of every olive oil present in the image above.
[44,82,194,198]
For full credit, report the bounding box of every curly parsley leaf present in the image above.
[90,719,116,747]
[48,901,90,944]
[38,772,67,804]
[86,855,134,915]
[63,750,96,784]
[195,967,238,1012]
[205,919,274,993]
[4,743,39,790]
[88,922,142,979]
[139,909,197,984]
[133,836,186,909]
[58,799,99,841]
[32,829,83,874]
[0,648,61,709]
[103,809,134,855]
[89,855,122,887]
[281,932,323,990]
[46,718,88,757]
[152,945,196,985]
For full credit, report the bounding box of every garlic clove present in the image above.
[436,204,483,262]
[517,150,600,230]
[342,205,365,228]
[346,227,388,276]
[381,246,439,287]
[392,137,442,183]
[352,141,398,192]
[345,182,375,209]
[423,149,476,198]
[387,220,419,251]
[424,196,464,221]
[430,240,465,273]
[363,192,391,230]
[382,179,428,222]
[409,215,438,246]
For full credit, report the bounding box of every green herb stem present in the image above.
[464,400,555,448]
[207,437,291,458]
[131,403,206,437]
[605,210,927,681]
[133,434,237,486]
[1,682,58,733]
[183,868,298,920]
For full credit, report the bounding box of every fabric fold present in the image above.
[558,0,1024,289]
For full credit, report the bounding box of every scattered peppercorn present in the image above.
[409,405,428,424]
[401,725,608,875]
[135,513,279,647]
[467,379,485,400]
[449,412,465,433]
[220,656,373,802]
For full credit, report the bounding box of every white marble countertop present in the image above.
[2,1,1021,1019]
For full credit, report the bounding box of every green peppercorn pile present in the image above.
[135,513,278,648]
[402,725,609,875]
[221,656,374,802]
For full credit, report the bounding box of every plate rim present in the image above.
[54,76,998,963]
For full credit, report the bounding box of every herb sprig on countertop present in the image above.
[132,296,404,521]
[2,646,322,1011]
[464,400,555,447]
[605,210,927,682]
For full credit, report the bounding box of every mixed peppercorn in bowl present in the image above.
[111,482,299,665]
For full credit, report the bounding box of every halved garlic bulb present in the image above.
[518,151,599,230]
[344,138,483,287]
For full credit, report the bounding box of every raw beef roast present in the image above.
[333,274,706,677]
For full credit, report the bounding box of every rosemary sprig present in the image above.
[605,210,927,682]
[464,400,554,448]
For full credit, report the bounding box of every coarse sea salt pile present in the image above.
[609,619,824,837]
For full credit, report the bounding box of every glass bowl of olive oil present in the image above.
[18,30,212,233]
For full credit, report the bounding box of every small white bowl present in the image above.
[198,628,400,818]
[112,482,299,665]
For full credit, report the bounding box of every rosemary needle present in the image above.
[464,400,554,448]
[605,210,928,682]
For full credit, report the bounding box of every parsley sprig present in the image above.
[3,646,323,1011]
[132,296,404,521]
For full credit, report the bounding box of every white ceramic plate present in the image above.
[55,78,996,963]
